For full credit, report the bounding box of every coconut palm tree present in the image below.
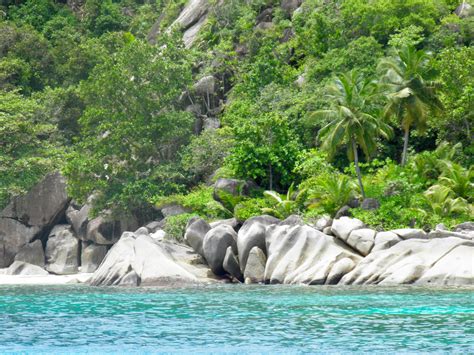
[312,71,392,198]
[378,45,443,166]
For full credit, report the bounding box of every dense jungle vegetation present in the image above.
[1,0,472,234]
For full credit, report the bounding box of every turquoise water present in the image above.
[0,285,473,353]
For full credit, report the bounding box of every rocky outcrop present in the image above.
[171,0,210,48]
[184,217,211,256]
[244,246,266,284]
[340,237,474,286]
[265,224,362,284]
[202,224,237,275]
[45,225,79,275]
[14,240,45,267]
[237,215,280,273]
[0,172,68,267]
[90,230,214,286]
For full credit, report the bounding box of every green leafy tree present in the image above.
[313,71,392,198]
[227,111,301,191]
[0,90,61,208]
[64,36,194,216]
[378,46,443,166]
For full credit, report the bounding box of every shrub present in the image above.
[234,198,273,222]
[163,213,196,242]
[301,173,357,216]
[153,186,231,220]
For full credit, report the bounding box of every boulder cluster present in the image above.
[180,214,474,286]
[0,173,137,277]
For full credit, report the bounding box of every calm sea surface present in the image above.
[0,284,472,353]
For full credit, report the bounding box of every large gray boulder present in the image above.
[264,224,362,284]
[1,172,68,227]
[81,243,108,273]
[340,237,474,286]
[0,219,39,268]
[281,0,302,16]
[209,218,239,231]
[222,246,243,282]
[172,0,209,30]
[213,178,257,206]
[184,217,211,256]
[14,240,45,267]
[237,215,280,273]
[244,246,266,284]
[346,228,376,256]
[193,75,216,95]
[85,214,137,245]
[45,225,79,275]
[90,233,214,286]
[0,172,69,267]
[66,203,91,239]
[202,224,237,275]
[6,261,49,276]
[331,217,365,241]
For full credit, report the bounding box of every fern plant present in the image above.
[424,184,471,217]
[304,173,358,216]
[261,183,306,219]
[438,162,473,202]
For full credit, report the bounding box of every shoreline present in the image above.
[0,273,93,286]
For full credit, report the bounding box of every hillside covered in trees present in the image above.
[1,0,473,234]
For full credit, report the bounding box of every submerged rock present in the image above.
[340,237,474,286]
[264,224,362,285]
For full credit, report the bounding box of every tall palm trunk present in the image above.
[401,128,410,166]
[352,138,366,199]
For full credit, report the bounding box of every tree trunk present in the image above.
[352,139,366,199]
[268,164,273,191]
[401,128,410,166]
